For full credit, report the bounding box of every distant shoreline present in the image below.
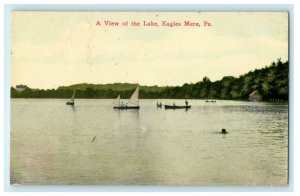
[10,98,288,103]
[11,59,288,102]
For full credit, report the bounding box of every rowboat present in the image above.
[164,105,191,109]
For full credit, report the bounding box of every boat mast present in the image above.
[114,95,121,107]
[128,85,139,106]
[71,90,76,102]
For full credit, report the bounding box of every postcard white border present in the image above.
[2,3,296,193]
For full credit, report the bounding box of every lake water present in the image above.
[10,99,288,185]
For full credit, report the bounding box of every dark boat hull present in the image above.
[66,102,74,105]
[114,106,140,110]
[164,105,191,109]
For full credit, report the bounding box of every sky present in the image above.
[11,12,288,89]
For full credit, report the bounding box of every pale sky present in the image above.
[11,12,288,89]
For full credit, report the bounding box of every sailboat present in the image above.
[113,85,140,109]
[66,90,75,105]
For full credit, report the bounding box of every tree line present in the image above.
[11,59,288,101]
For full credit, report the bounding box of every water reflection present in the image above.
[118,109,140,119]
[66,104,76,113]
[10,99,288,185]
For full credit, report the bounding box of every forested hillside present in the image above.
[11,59,288,101]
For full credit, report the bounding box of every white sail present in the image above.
[128,85,139,106]
[71,90,76,102]
[114,95,120,106]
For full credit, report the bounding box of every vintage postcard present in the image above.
[10,11,288,185]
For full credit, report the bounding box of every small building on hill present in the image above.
[16,84,28,92]
[248,90,262,102]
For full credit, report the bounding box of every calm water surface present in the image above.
[10,99,288,185]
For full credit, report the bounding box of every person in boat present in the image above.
[185,100,188,106]
[173,102,176,106]
[157,101,162,107]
